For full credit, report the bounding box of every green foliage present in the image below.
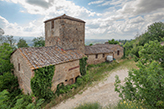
[115,40,164,108]
[108,39,119,44]
[31,65,55,100]
[17,38,29,48]
[26,99,45,109]
[138,40,164,66]
[0,43,14,74]
[55,83,77,96]
[32,36,45,47]
[89,43,93,46]
[0,90,44,109]
[12,94,32,109]
[76,77,83,85]
[0,72,19,92]
[107,100,143,109]
[124,22,164,58]
[0,90,10,109]
[75,102,102,109]
[80,56,88,76]
[0,72,21,102]
[0,35,16,49]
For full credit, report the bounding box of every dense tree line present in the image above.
[123,22,164,58]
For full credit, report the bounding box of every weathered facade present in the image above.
[44,14,85,53]
[91,44,124,59]
[11,46,83,94]
[85,46,113,64]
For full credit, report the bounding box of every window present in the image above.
[117,50,120,55]
[18,63,20,71]
[103,54,105,58]
[51,20,54,29]
[95,54,98,59]
[65,80,67,82]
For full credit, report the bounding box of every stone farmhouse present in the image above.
[10,14,123,94]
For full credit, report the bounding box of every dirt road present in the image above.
[52,68,129,109]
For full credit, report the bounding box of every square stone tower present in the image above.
[44,14,85,53]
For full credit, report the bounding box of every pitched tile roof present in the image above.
[91,44,123,49]
[16,45,84,70]
[44,14,85,23]
[85,46,112,55]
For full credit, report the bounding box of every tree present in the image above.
[115,40,164,108]
[17,38,29,48]
[32,37,45,47]
[0,28,4,36]
[0,43,14,74]
[147,22,164,41]
[89,43,93,46]
[108,39,119,44]
[0,35,16,49]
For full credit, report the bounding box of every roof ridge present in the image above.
[44,14,85,23]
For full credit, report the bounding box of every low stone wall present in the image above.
[51,60,80,91]
[87,52,113,65]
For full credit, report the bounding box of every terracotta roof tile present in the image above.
[44,14,85,23]
[18,45,84,69]
[85,46,112,55]
[91,44,123,49]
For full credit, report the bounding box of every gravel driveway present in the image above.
[52,68,129,109]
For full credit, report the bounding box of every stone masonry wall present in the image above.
[110,45,124,59]
[87,52,113,65]
[60,19,85,53]
[10,50,33,94]
[45,19,85,53]
[51,60,80,91]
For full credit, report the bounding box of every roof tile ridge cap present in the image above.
[18,48,35,70]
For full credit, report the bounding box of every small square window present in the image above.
[103,54,105,58]
[51,20,54,29]
[95,54,98,59]
[18,63,20,71]
[117,50,120,55]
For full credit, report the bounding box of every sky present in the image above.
[0,0,164,39]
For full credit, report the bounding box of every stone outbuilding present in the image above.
[10,46,84,94]
[85,46,113,64]
[91,44,124,59]
[85,43,124,64]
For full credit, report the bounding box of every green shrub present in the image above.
[75,102,102,109]
[12,94,32,109]
[76,77,83,85]
[0,72,21,107]
[0,90,10,109]
[0,43,14,74]
[31,65,55,100]
[80,57,88,76]
[55,83,77,96]
[107,100,144,109]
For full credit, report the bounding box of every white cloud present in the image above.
[1,0,164,39]
[0,16,43,37]
[88,0,104,5]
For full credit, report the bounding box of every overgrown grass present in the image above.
[45,59,136,109]
[75,100,144,109]
[74,102,102,109]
